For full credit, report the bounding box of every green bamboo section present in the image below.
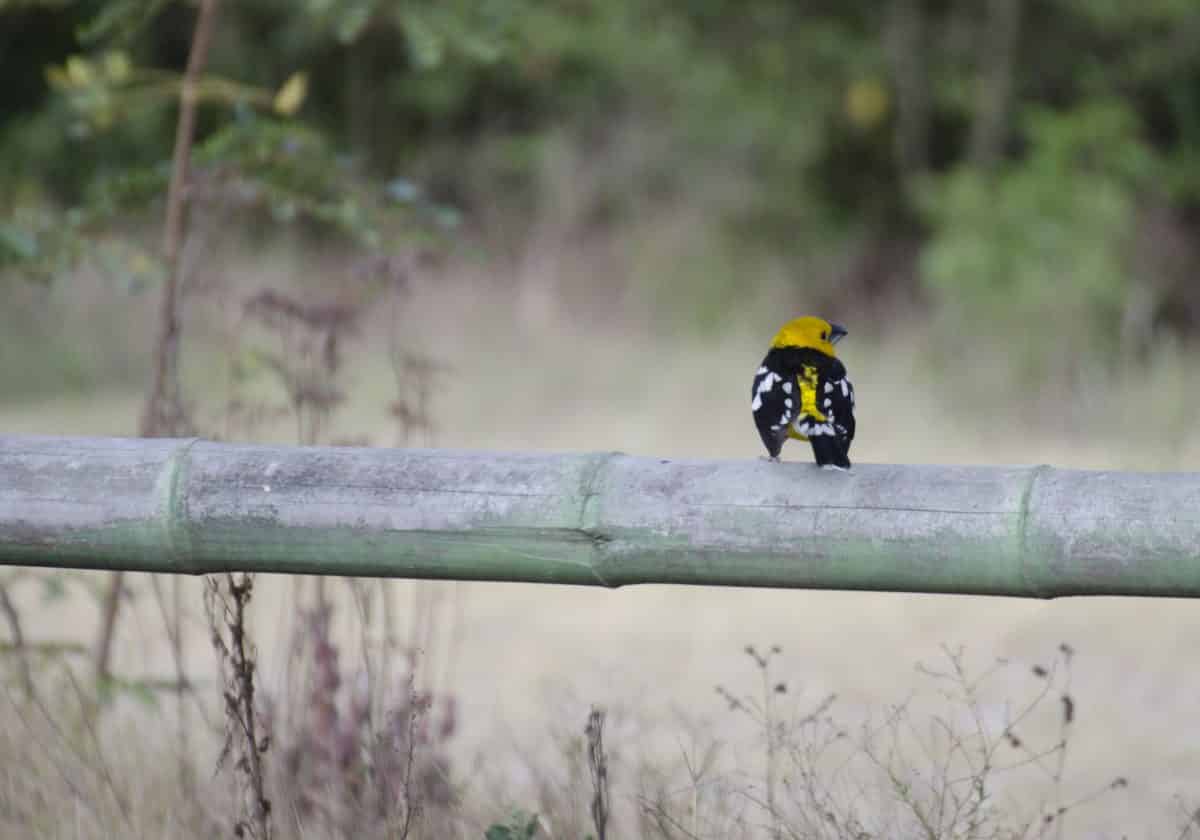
[1,435,1197,598]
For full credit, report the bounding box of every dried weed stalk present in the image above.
[206,573,272,840]
[263,599,456,839]
[706,643,1129,840]
[241,288,361,446]
[1173,796,1200,839]
[0,581,35,700]
[212,249,455,839]
[587,707,611,840]
[716,644,837,839]
[381,251,444,447]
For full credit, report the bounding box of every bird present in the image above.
[751,315,856,469]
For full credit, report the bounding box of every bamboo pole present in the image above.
[1,435,1197,599]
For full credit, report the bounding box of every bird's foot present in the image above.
[761,455,782,463]
[820,464,850,473]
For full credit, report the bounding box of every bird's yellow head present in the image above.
[770,316,847,357]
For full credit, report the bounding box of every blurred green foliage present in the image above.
[484,811,541,840]
[1,0,1199,391]
[921,102,1160,374]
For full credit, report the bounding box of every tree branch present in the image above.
[95,0,221,686]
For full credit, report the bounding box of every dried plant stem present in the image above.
[149,574,197,796]
[0,581,35,700]
[586,707,611,840]
[396,693,422,840]
[761,657,780,840]
[92,575,124,686]
[208,573,272,840]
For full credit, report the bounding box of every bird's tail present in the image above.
[810,437,851,469]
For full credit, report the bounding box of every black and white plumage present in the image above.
[751,318,856,468]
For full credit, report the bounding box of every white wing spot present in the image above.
[824,381,833,393]
[784,398,793,408]
[751,371,781,412]
[782,381,792,394]
[840,380,849,397]
[823,398,831,408]
[757,366,768,374]
[800,422,834,436]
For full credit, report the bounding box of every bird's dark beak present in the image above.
[829,323,848,345]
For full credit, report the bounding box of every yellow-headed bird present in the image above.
[751,316,855,468]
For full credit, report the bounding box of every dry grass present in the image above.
[1,250,1200,837]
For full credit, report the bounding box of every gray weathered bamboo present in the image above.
[1,435,1197,598]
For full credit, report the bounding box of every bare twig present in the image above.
[207,573,272,839]
[586,707,611,840]
[395,682,424,840]
[1173,796,1200,840]
[149,574,200,796]
[0,640,89,656]
[62,667,134,829]
[1,680,104,826]
[638,794,702,840]
[0,582,35,699]
[717,644,790,837]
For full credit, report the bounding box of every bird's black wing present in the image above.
[822,362,855,445]
[751,363,796,458]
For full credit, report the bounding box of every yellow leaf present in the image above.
[273,71,308,116]
[845,79,889,130]
[66,56,94,87]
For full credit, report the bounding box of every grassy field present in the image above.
[2,263,1200,837]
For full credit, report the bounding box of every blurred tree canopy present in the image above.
[1,0,1199,360]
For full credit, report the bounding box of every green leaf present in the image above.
[336,2,374,44]
[483,810,540,840]
[0,223,38,261]
[78,0,173,45]
[123,680,160,709]
[401,9,445,69]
